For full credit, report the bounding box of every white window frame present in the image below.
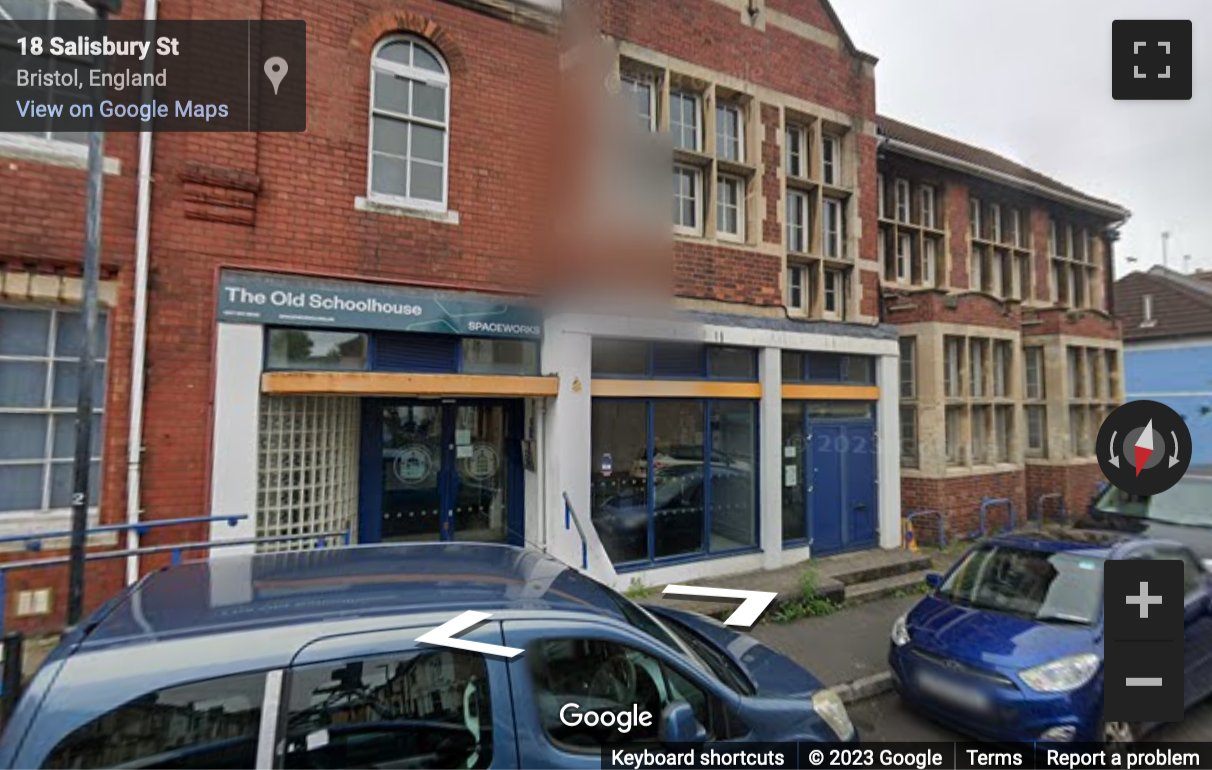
[715,173,745,242]
[993,341,1009,398]
[786,123,807,178]
[670,90,702,152]
[970,247,984,291]
[920,185,936,229]
[715,103,744,162]
[786,265,806,311]
[1049,219,1059,256]
[1010,209,1023,247]
[822,269,843,320]
[0,304,107,517]
[368,36,451,213]
[1141,294,1156,327]
[970,197,982,239]
[2,0,94,147]
[822,134,840,186]
[923,238,937,287]
[786,190,809,254]
[877,174,886,218]
[823,197,843,259]
[894,179,910,223]
[899,337,916,398]
[990,204,1002,243]
[672,164,702,236]
[896,234,911,283]
[944,337,962,398]
[1026,405,1046,454]
[990,251,1004,297]
[620,73,657,132]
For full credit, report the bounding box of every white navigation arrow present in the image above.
[662,585,778,627]
[1109,430,1120,468]
[1170,430,1182,468]
[415,611,525,658]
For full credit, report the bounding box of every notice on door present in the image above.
[784,464,797,487]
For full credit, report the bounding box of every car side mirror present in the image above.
[925,573,943,590]
[659,702,707,745]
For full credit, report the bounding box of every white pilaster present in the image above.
[208,323,262,551]
[877,353,902,548]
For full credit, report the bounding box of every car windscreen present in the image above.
[1093,477,1212,528]
[937,544,1104,625]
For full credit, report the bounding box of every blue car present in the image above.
[889,530,1212,745]
[0,543,854,769]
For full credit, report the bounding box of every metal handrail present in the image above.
[905,509,946,548]
[979,497,1016,537]
[1036,492,1066,526]
[562,492,588,570]
[0,515,248,550]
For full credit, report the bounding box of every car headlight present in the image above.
[1019,654,1100,693]
[891,613,911,647]
[811,688,855,741]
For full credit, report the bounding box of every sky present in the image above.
[830,0,1212,278]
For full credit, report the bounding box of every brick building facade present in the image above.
[0,0,1125,632]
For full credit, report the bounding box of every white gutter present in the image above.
[126,0,158,585]
[884,138,1132,222]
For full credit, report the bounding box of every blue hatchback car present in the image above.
[889,530,1212,745]
[0,543,854,769]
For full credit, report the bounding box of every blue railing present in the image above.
[905,509,946,548]
[1034,492,1067,527]
[977,497,1016,538]
[563,493,588,570]
[0,516,351,707]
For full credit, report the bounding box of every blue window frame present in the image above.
[591,340,757,381]
[264,328,539,375]
[780,351,875,384]
[590,398,760,570]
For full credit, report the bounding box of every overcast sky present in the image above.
[830,0,1212,277]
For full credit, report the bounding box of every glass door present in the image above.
[373,401,513,544]
[380,403,445,542]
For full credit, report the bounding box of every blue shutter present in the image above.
[374,334,459,373]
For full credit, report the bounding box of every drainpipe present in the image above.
[126,0,158,585]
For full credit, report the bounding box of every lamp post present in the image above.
[67,0,122,628]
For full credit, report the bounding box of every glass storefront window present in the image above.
[267,329,368,370]
[707,347,757,380]
[807,402,875,420]
[652,400,706,559]
[591,398,759,568]
[708,402,757,551]
[592,339,649,376]
[781,351,805,382]
[590,401,649,565]
[781,402,807,543]
[461,338,538,375]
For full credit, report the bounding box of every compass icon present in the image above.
[1097,400,1192,495]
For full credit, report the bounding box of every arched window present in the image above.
[369,36,450,211]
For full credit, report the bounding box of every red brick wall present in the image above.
[1022,307,1122,340]
[1025,462,1105,525]
[885,290,1021,331]
[902,470,1028,545]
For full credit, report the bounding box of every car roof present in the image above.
[985,526,1135,556]
[78,543,627,652]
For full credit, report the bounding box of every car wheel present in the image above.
[1102,719,1138,750]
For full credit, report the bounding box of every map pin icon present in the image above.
[264,57,288,95]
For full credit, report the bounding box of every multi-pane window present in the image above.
[994,406,1013,463]
[1015,255,1032,301]
[823,198,843,258]
[993,341,1011,398]
[786,190,809,254]
[969,339,987,398]
[920,185,936,228]
[786,266,806,311]
[899,337,916,398]
[822,135,840,185]
[715,104,743,162]
[990,204,1002,243]
[370,37,450,210]
[786,123,807,178]
[621,74,656,132]
[943,334,1020,468]
[970,246,984,291]
[969,197,982,239]
[1065,345,1118,459]
[1010,209,1023,247]
[900,406,918,468]
[672,165,702,234]
[896,234,911,283]
[1049,217,1098,310]
[716,174,744,239]
[823,270,843,319]
[877,174,886,218]
[670,90,702,151]
[923,239,937,287]
[1,0,93,145]
[944,337,963,399]
[0,306,107,514]
[971,405,989,464]
[1024,347,1044,400]
[1026,405,1046,456]
[945,406,963,466]
[894,179,911,223]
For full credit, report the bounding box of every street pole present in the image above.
[67,4,110,628]
[1161,231,1170,270]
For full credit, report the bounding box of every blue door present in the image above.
[810,425,845,555]
[809,420,878,556]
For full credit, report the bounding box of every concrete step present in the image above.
[816,549,933,587]
[843,569,933,605]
